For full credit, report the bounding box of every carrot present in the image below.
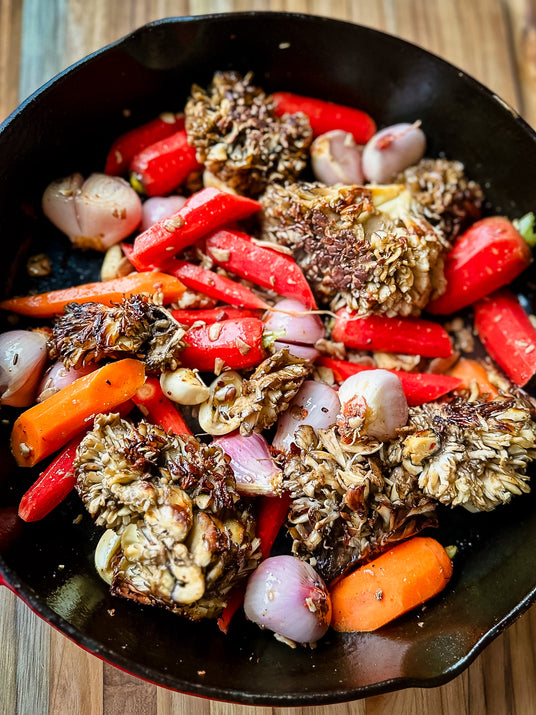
[448,357,499,398]
[330,536,453,632]
[11,359,145,468]
[0,272,186,318]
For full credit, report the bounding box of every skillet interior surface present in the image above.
[0,12,535,706]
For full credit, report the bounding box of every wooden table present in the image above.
[1,1,536,713]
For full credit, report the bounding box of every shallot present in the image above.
[214,432,282,496]
[273,341,319,362]
[362,122,426,184]
[264,299,325,346]
[140,195,188,232]
[244,555,332,645]
[338,369,408,440]
[0,330,48,407]
[37,362,96,402]
[273,380,340,452]
[311,129,364,185]
[42,172,142,251]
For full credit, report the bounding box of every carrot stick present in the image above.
[0,272,186,318]
[11,359,146,467]
[448,357,498,399]
[330,536,453,632]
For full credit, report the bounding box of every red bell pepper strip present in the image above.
[473,288,536,387]
[271,91,376,144]
[217,493,291,633]
[332,309,453,358]
[180,317,267,372]
[171,305,262,326]
[205,229,317,309]
[427,217,532,315]
[131,188,261,268]
[18,435,83,522]
[317,357,462,406]
[165,259,270,311]
[133,377,192,435]
[129,129,201,197]
[104,112,185,176]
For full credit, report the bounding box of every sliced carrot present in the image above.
[0,272,186,318]
[330,536,453,632]
[11,359,145,468]
[448,357,498,399]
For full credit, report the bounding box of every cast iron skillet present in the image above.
[0,12,535,706]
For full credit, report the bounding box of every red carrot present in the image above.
[132,377,192,435]
[129,129,201,196]
[427,216,532,315]
[171,306,262,326]
[180,317,267,372]
[104,112,185,176]
[165,260,270,311]
[332,309,453,358]
[317,357,462,406]
[205,229,317,308]
[330,537,453,632]
[130,188,261,268]
[271,91,376,143]
[473,288,536,387]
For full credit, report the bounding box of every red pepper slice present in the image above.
[129,129,201,196]
[131,188,261,268]
[217,493,291,633]
[133,377,192,435]
[474,288,536,387]
[171,306,262,326]
[18,434,83,522]
[427,217,532,315]
[104,112,185,176]
[180,317,266,372]
[271,91,376,144]
[205,229,317,309]
[317,357,462,406]
[165,259,270,311]
[332,309,453,358]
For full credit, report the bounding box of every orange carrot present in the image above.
[0,272,186,318]
[448,357,498,399]
[11,359,145,467]
[330,537,453,632]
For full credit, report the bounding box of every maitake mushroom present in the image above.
[48,295,187,372]
[75,413,260,620]
[185,71,312,197]
[386,394,536,511]
[260,182,449,315]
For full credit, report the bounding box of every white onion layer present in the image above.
[0,330,48,407]
[214,432,282,496]
[264,299,325,346]
[244,555,332,645]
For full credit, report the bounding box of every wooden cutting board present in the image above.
[1,1,535,713]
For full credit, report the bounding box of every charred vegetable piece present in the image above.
[48,295,188,372]
[75,413,260,620]
[271,91,376,144]
[11,359,145,468]
[397,158,483,242]
[427,216,532,315]
[330,537,452,632]
[104,112,185,175]
[332,309,454,358]
[129,129,201,196]
[0,272,185,318]
[474,288,536,387]
[205,229,317,309]
[386,394,536,511]
[260,182,448,315]
[130,188,261,269]
[185,71,312,197]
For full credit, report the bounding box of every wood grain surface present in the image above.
[1,1,536,714]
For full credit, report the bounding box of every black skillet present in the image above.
[0,13,535,706]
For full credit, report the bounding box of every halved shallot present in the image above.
[214,432,282,496]
[0,330,48,407]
